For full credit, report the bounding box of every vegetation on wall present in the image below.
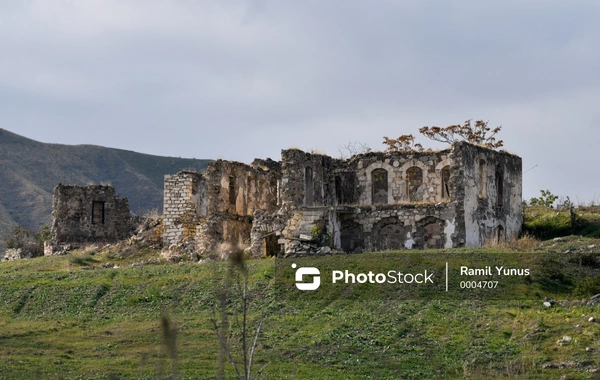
[419,119,503,149]
[383,119,504,153]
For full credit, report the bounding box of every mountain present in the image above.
[0,128,211,247]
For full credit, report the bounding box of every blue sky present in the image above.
[2,0,599,203]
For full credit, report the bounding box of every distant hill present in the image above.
[0,128,211,248]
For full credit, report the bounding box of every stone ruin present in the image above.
[44,184,135,255]
[36,141,522,259]
[162,141,523,258]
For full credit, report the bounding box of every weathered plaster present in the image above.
[161,141,521,258]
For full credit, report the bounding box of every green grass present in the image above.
[524,205,600,240]
[1,244,600,379]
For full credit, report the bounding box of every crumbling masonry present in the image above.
[44,184,135,255]
[162,141,522,257]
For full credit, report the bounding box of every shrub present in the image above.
[528,190,558,208]
[3,226,31,249]
[3,225,51,257]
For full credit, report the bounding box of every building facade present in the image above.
[162,141,522,257]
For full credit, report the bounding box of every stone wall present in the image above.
[162,171,205,247]
[280,149,337,209]
[163,159,281,254]
[453,141,522,246]
[163,141,521,258]
[249,209,291,257]
[269,202,459,256]
[342,203,458,251]
[45,184,134,255]
[279,148,456,209]
[204,159,280,217]
[3,248,41,261]
[332,149,455,206]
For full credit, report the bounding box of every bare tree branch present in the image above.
[338,141,371,159]
[247,319,263,380]
[211,311,243,380]
[212,250,263,380]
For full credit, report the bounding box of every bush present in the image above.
[3,225,51,257]
[528,190,558,208]
[4,226,31,249]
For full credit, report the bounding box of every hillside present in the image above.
[0,241,599,379]
[0,128,211,245]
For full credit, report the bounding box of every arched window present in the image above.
[495,165,504,208]
[406,166,423,202]
[371,168,388,204]
[479,160,487,198]
[441,166,450,199]
[304,167,314,206]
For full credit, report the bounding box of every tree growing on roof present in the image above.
[419,119,503,149]
[382,134,424,152]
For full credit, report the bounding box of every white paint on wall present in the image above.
[404,231,415,249]
[444,217,455,248]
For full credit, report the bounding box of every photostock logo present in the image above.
[292,263,320,291]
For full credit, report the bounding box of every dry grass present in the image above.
[485,233,541,251]
[141,207,161,220]
[309,147,328,155]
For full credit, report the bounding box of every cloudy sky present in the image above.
[1,0,599,203]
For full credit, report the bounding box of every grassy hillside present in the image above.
[0,242,599,379]
[0,128,211,248]
[524,205,600,240]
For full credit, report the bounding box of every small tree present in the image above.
[3,226,31,249]
[529,190,559,208]
[419,119,503,149]
[3,225,51,257]
[338,141,371,159]
[212,250,263,380]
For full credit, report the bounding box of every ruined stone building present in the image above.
[162,141,522,257]
[44,184,135,255]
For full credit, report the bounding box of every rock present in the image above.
[587,294,600,306]
[542,361,589,369]
[557,336,573,345]
[2,247,43,261]
[318,246,331,254]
